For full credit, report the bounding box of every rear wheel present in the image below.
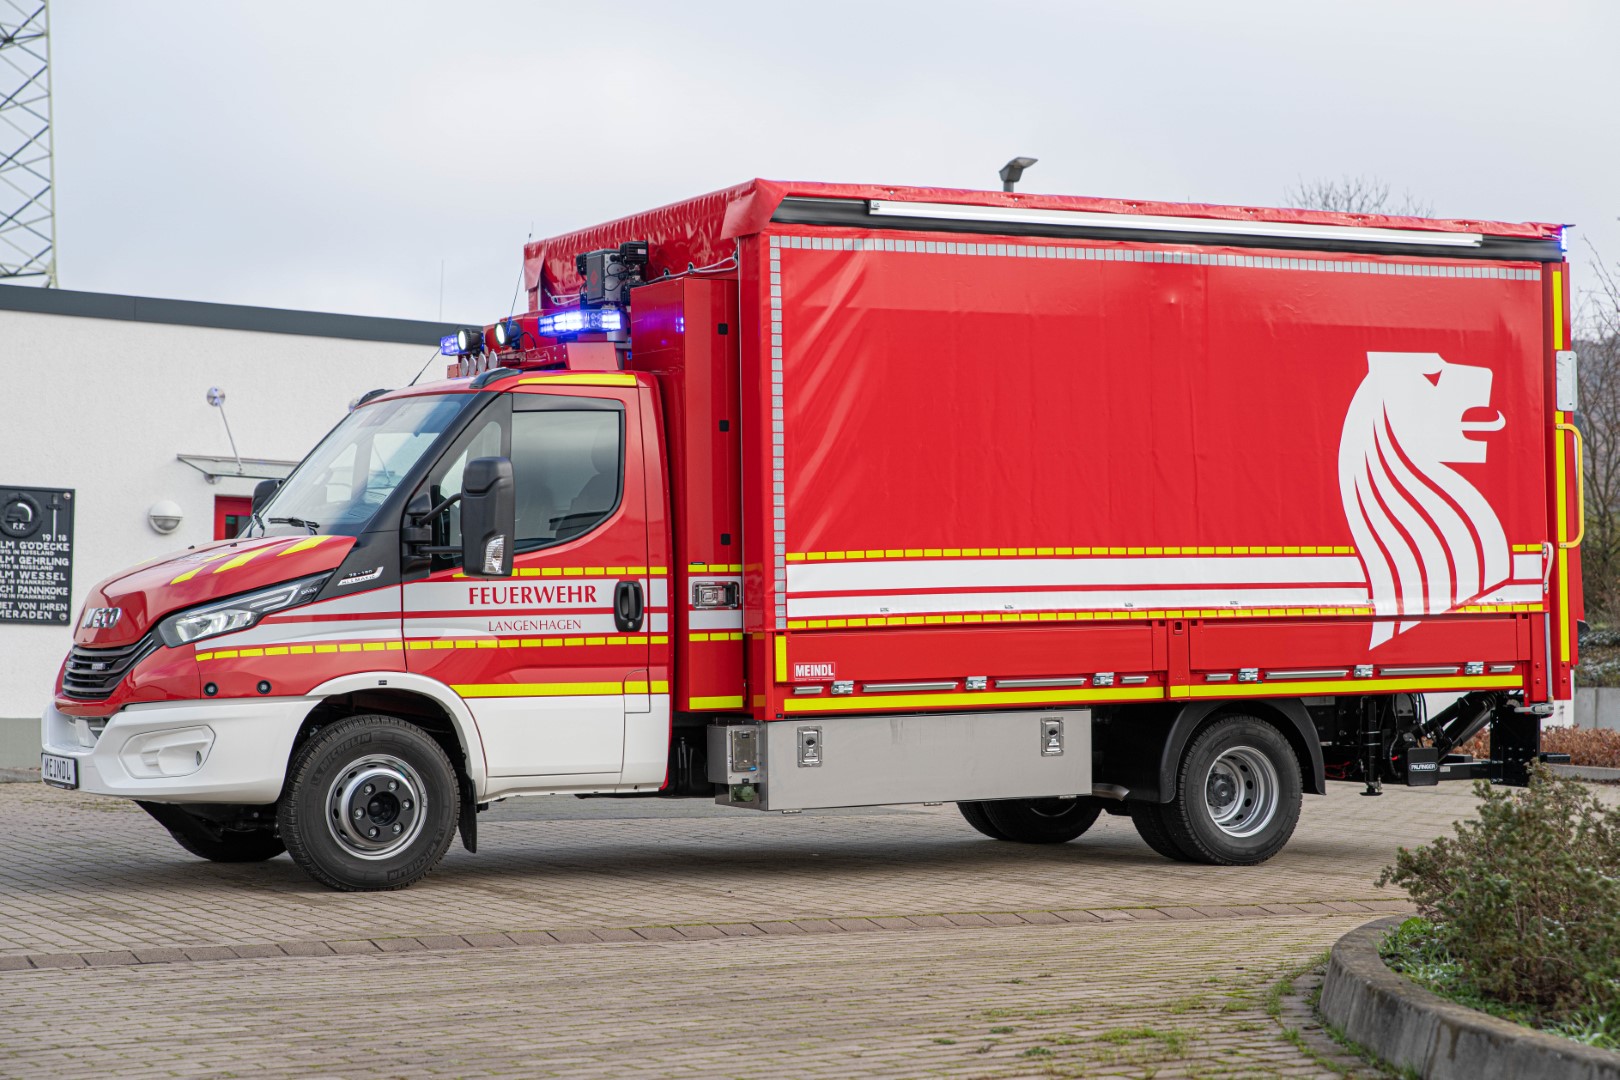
[1127,801,1194,862]
[1159,716,1302,866]
[957,801,1011,840]
[983,797,1103,843]
[278,714,460,891]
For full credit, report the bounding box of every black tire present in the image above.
[169,828,286,863]
[1159,715,1303,866]
[957,800,1011,840]
[983,797,1103,843]
[278,714,460,891]
[138,801,286,863]
[1127,800,1194,862]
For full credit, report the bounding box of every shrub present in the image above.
[1454,725,1620,769]
[1378,769,1620,1017]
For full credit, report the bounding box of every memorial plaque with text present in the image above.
[0,486,75,625]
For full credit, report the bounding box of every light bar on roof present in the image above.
[537,307,623,337]
[866,200,1485,248]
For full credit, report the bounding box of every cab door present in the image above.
[403,382,654,785]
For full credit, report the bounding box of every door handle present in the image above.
[1556,421,1585,549]
[614,580,645,632]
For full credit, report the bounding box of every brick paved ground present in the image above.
[2,782,1606,1077]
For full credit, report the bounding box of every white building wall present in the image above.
[0,307,444,720]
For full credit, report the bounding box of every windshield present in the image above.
[250,394,468,537]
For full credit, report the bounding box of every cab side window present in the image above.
[424,414,505,553]
[510,408,624,547]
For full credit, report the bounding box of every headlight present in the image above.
[157,573,332,648]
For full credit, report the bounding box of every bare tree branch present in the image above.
[1576,241,1620,618]
[1283,174,1435,217]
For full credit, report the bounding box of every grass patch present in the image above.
[1266,951,1331,1018]
[1092,1026,1191,1057]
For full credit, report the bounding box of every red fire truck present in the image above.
[43,180,1582,891]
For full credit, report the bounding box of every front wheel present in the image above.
[983,797,1103,843]
[138,801,286,863]
[278,715,460,891]
[1158,715,1302,866]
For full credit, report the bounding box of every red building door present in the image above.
[214,496,253,540]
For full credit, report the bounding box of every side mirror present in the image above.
[460,456,515,577]
[252,478,281,513]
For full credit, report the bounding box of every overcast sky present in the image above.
[46,0,1619,325]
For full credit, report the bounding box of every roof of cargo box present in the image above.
[522,179,1563,303]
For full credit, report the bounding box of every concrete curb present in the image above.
[1320,917,1620,1080]
[1551,763,1620,783]
[0,898,1411,974]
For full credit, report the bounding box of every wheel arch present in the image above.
[1154,698,1324,804]
[299,672,488,797]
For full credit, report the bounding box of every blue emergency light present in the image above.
[537,308,622,337]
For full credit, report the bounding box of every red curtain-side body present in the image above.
[524,182,1579,724]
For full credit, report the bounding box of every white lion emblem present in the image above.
[1338,352,1509,647]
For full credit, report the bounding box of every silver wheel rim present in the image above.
[1203,746,1279,838]
[325,753,427,860]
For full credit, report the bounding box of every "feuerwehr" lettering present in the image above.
[467,584,600,606]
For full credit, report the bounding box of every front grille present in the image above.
[62,634,159,700]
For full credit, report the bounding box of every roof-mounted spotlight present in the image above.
[999,156,1038,192]
[617,240,650,268]
[455,327,485,354]
[493,318,522,349]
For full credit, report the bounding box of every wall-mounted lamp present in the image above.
[148,500,184,534]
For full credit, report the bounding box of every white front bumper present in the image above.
[41,697,315,804]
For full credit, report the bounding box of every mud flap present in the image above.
[458,773,477,854]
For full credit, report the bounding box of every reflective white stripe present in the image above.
[648,579,668,607]
[867,199,1486,248]
[405,580,613,612]
[787,587,1374,619]
[1511,553,1542,579]
[406,613,622,637]
[1476,585,1542,604]
[688,610,744,631]
[208,618,402,649]
[403,612,668,637]
[787,556,1364,594]
[296,589,399,617]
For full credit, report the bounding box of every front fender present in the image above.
[307,671,488,797]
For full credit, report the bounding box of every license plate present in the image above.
[41,754,78,789]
